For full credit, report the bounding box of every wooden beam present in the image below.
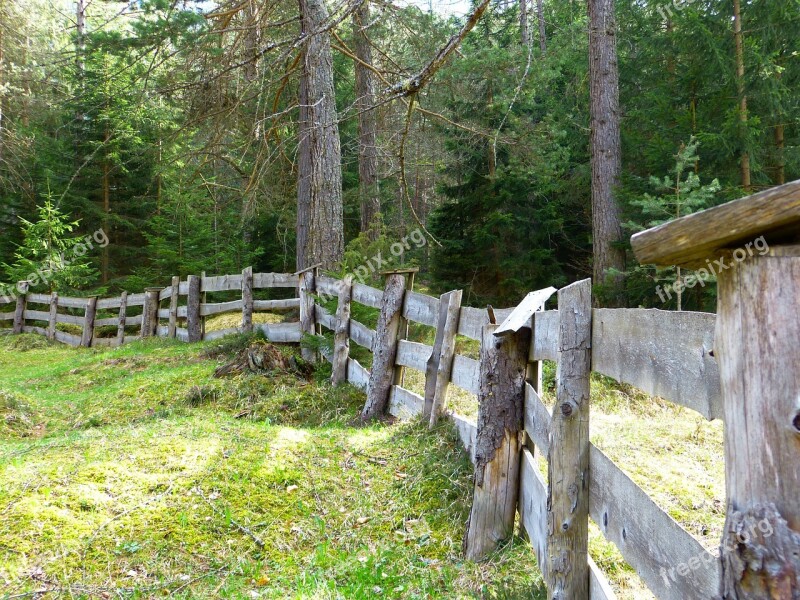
[426,289,462,427]
[141,288,160,338]
[168,277,179,339]
[12,282,28,335]
[299,269,317,363]
[47,292,58,342]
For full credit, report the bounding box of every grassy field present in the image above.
[0,331,546,600]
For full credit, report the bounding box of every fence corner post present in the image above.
[331,275,353,385]
[187,275,202,343]
[545,278,592,599]
[12,281,29,335]
[464,316,531,561]
[81,296,98,348]
[242,266,254,334]
[142,287,161,338]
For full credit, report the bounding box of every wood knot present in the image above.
[560,402,574,417]
[793,411,800,434]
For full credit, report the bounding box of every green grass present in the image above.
[0,334,546,599]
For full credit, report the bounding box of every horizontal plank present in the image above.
[126,293,146,307]
[450,354,479,394]
[316,275,343,298]
[253,298,299,311]
[253,272,298,288]
[94,317,120,327]
[23,310,50,322]
[388,385,424,420]
[349,319,375,350]
[125,315,143,327]
[54,330,81,347]
[96,297,123,310]
[395,340,432,373]
[157,309,170,319]
[158,287,173,302]
[27,293,51,305]
[346,357,370,391]
[450,413,477,464]
[22,325,47,336]
[519,448,548,568]
[589,557,618,600]
[531,310,558,361]
[57,296,90,309]
[524,383,551,455]
[631,179,800,268]
[175,327,189,342]
[258,322,301,343]
[592,309,722,420]
[55,313,85,326]
[0,313,14,321]
[457,306,514,340]
[201,274,243,293]
[205,328,240,341]
[178,281,189,295]
[201,299,244,317]
[177,306,188,319]
[589,445,721,600]
[314,305,335,330]
[402,291,439,327]
[156,325,169,337]
[351,283,383,309]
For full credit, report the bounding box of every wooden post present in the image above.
[242,266,254,334]
[187,275,202,343]
[200,271,207,339]
[12,281,28,334]
[424,289,463,427]
[361,272,407,421]
[382,268,417,387]
[47,292,58,341]
[81,296,98,348]
[116,291,128,346]
[331,276,353,385]
[141,287,160,338]
[631,184,800,600]
[464,319,531,560]
[168,276,179,338]
[298,268,317,363]
[545,279,592,599]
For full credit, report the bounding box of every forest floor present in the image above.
[0,315,725,600]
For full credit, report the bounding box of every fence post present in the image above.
[116,291,128,346]
[141,288,160,338]
[200,271,207,339]
[298,267,317,363]
[331,275,353,385]
[384,268,417,387]
[546,279,592,599]
[47,292,58,341]
[242,266,254,334]
[12,281,29,335]
[360,272,407,421]
[187,275,202,343]
[168,277,179,338]
[464,317,531,560]
[425,289,463,427]
[81,296,98,348]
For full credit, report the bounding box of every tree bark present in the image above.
[296,0,344,270]
[588,0,625,304]
[733,0,751,192]
[520,0,530,46]
[353,1,380,238]
[536,0,546,55]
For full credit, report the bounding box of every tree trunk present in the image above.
[296,0,344,270]
[102,131,111,285]
[353,1,380,238]
[733,0,751,192]
[588,0,625,304]
[536,0,546,55]
[774,124,785,186]
[520,0,530,46]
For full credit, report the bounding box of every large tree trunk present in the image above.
[733,0,751,191]
[588,0,625,304]
[519,0,530,46]
[353,1,380,238]
[536,0,546,55]
[296,0,344,270]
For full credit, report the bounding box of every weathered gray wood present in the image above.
[22,325,47,336]
[81,297,98,347]
[12,282,28,334]
[427,290,463,427]
[458,306,514,341]
[96,297,123,310]
[156,309,170,320]
[547,279,592,600]
[125,293,146,307]
[451,413,477,464]
[589,558,618,600]
[157,287,172,302]
[200,300,244,317]
[349,319,375,349]
[0,312,15,321]
[257,322,302,343]
[450,354,480,394]
[252,272,298,288]
[464,322,531,561]
[47,292,58,341]
[314,304,336,330]
[519,447,548,569]
[95,317,121,327]
[331,275,353,385]
[347,357,370,391]
[55,296,88,309]
[589,445,721,599]
[361,273,406,421]
[395,339,432,373]
[23,309,50,322]
[495,287,557,337]
[524,382,551,455]
[253,299,300,311]
[593,308,721,420]
[55,313,86,326]
[391,271,416,387]
[168,276,179,338]
[388,385,424,420]
[715,250,800,599]
[200,274,244,293]
[241,266,254,333]
[425,290,456,418]
[299,269,317,362]
[204,328,240,341]
[351,282,383,308]
[141,288,160,338]
[403,290,440,327]
[26,293,50,305]
[631,179,800,268]
[187,275,202,343]
[54,330,81,347]
[531,310,559,361]
[116,291,128,346]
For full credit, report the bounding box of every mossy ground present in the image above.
[0,333,546,599]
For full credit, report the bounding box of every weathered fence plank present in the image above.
[257,322,302,343]
[349,319,375,349]
[314,304,336,331]
[403,290,440,327]
[201,274,243,293]
[167,276,179,338]
[299,269,317,362]
[116,291,128,346]
[388,385,424,420]
[495,287,556,337]
[451,413,477,464]
[395,339,432,373]
[524,382,551,455]
[47,292,58,341]
[81,297,98,347]
[200,300,244,317]
[589,558,618,600]
[23,309,50,322]
[425,290,463,426]
[450,354,480,395]
[253,299,299,311]
[351,282,383,308]
[54,330,81,347]
[519,447,548,569]
[141,288,160,338]
[347,357,370,391]
[331,276,353,385]
[253,272,298,288]
[531,310,559,361]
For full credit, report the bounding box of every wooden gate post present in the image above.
[298,265,319,363]
[47,292,58,341]
[424,289,463,427]
[545,279,592,599]
[141,288,161,338]
[12,281,29,335]
[116,291,128,346]
[81,296,98,348]
[168,277,179,339]
[464,316,531,561]
[361,272,407,421]
[331,275,353,385]
[187,275,202,343]
[632,183,800,600]
[381,268,417,387]
[242,266,254,334]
